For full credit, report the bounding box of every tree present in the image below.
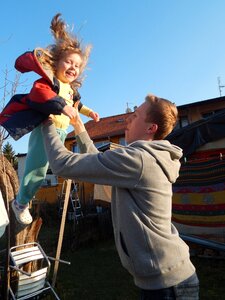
[0,67,30,151]
[3,142,18,169]
[0,69,21,151]
[0,62,40,300]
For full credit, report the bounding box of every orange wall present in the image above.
[35,177,65,204]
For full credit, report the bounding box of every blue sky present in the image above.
[1,0,225,153]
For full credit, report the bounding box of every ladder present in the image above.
[70,182,83,219]
[59,180,83,221]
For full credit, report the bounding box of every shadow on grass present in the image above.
[56,239,139,300]
[37,209,225,300]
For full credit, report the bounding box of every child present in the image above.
[0,13,99,225]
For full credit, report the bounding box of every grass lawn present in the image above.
[38,217,225,300]
[57,239,139,300]
[2,206,224,300]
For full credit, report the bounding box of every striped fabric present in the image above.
[172,149,225,227]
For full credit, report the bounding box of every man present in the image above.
[42,94,199,299]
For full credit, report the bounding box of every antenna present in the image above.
[217,77,225,97]
[126,102,133,113]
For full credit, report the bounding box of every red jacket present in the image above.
[0,50,81,140]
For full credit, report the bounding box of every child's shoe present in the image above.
[11,199,33,225]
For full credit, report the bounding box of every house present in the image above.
[65,112,130,151]
[17,95,225,239]
[176,95,225,127]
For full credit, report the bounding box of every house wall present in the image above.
[179,101,225,124]
[17,156,27,184]
[35,185,60,204]
[65,136,122,151]
[17,156,65,204]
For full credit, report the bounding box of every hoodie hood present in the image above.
[15,48,80,92]
[131,139,183,183]
[15,49,54,84]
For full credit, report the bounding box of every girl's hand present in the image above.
[89,111,100,122]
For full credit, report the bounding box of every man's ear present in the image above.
[147,123,158,135]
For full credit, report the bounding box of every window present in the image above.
[72,140,109,152]
[41,175,58,186]
[180,116,189,127]
[215,108,225,114]
[94,140,108,148]
[119,137,127,146]
[174,116,189,129]
[72,144,80,153]
[202,112,214,119]
[202,109,225,119]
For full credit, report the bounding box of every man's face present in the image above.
[125,101,152,144]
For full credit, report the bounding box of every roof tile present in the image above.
[67,112,132,140]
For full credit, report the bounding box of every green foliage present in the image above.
[2,141,18,169]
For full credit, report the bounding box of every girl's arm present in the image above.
[73,90,100,122]
[27,78,67,115]
[79,104,100,122]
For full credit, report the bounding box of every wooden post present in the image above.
[0,154,19,300]
[52,179,72,288]
[0,155,42,298]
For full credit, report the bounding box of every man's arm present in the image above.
[69,106,99,154]
[42,119,142,187]
[42,101,141,186]
[70,110,86,136]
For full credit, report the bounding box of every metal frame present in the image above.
[9,242,61,300]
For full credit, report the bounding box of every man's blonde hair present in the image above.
[145,94,178,140]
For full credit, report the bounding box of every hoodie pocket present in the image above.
[120,232,129,257]
[118,232,136,276]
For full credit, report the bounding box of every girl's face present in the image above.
[55,52,83,83]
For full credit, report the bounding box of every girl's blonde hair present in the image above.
[145,94,178,140]
[37,13,92,88]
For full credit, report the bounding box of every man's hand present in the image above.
[62,105,78,119]
[69,113,81,127]
[70,101,86,135]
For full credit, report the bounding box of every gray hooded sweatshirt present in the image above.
[42,123,195,290]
